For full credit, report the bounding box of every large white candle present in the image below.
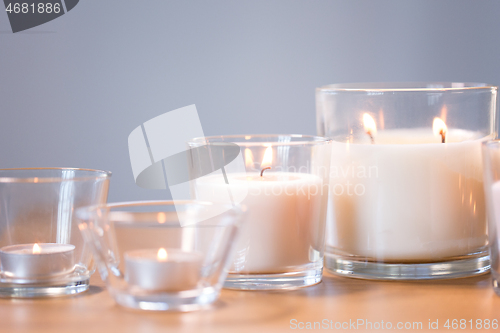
[328,123,487,261]
[490,182,500,274]
[491,182,500,227]
[124,248,203,292]
[0,243,75,279]
[194,147,326,274]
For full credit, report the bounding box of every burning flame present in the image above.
[157,248,167,261]
[363,113,377,135]
[157,212,166,224]
[33,243,41,254]
[244,148,254,168]
[433,117,447,143]
[261,146,273,168]
[363,113,377,143]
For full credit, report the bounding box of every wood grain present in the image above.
[0,272,498,333]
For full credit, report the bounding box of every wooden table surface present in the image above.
[0,272,498,333]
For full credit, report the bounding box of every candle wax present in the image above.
[194,172,326,274]
[0,243,75,279]
[328,128,487,261]
[124,248,203,292]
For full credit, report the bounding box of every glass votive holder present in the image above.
[76,201,244,311]
[188,135,332,290]
[316,82,497,280]
[482,140,500,296]
[0,168,111,297]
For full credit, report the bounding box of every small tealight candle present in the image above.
[124,248,203,292]
[0,243,75,279]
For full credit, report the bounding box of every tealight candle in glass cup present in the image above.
[0,168,110,298]
[188,135,332,290]
[76,201,244,311]
[0,243,75,279]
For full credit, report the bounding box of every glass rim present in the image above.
[0,167,112,183]
[76,200,245,226]
[317,82,498,92]
[188,134,332,147]
[482,139,500,149]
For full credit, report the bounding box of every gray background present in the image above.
[0,0,499,202]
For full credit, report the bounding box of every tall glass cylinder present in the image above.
[482,140,500,295]
[316,82,497,280]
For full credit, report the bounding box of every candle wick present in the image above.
[368,131,375,144]
[260,167,271,177]
[440,130,446,143]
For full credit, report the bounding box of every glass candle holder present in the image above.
[316,82,497,280]
[482,140,500,295]
[76,201,244,311]
[188,135,332,290]
[0,168,111,297]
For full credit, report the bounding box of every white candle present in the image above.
[490,181,500,256]
[329,126,487,261]
[124,248,203,292]
[194,146,326,274]
[490,180,500,209]
[0,243,75,279]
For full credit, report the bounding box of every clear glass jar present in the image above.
[0,168,111,297]
[316,82,497,279]
[76,201,244,311]
[482,140,500,295]
[188,134,332,290]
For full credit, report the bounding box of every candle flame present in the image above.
[157,248,167,261]
[261,146,273,168]
[244,148,254,168]
[157,212,166,224]
[33,243,41,254]
[363,113,377,143]
[433,117,447,143]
